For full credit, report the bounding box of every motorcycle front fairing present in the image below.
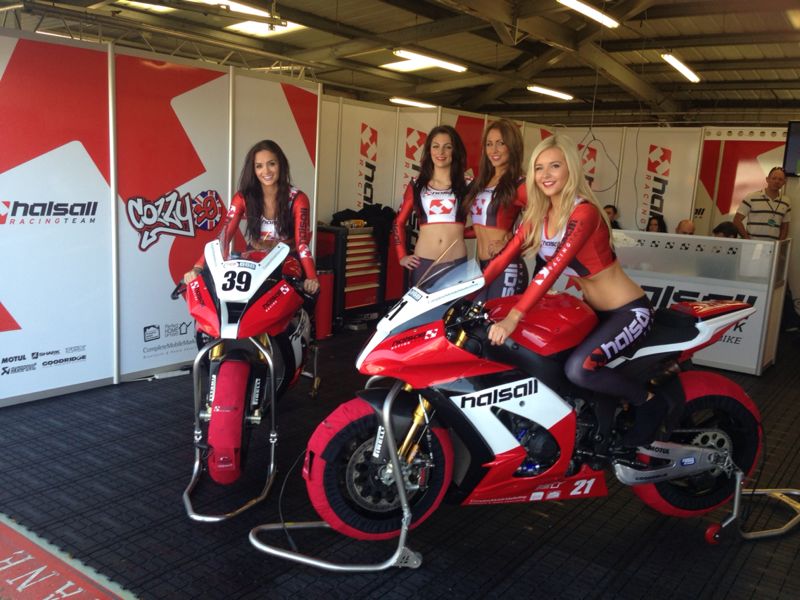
[186,240,301,339]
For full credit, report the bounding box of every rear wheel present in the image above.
[304,398,453,540]
[634,372,761,517]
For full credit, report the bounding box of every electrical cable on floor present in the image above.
[277,447,307,552]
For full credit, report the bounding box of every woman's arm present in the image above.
[391,183,417,268]
[184,193,245,282]
[292,191,318,284]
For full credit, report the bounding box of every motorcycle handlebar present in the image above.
[170,282,186,301]
[284,275,319,306]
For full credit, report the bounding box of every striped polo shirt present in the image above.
[738,189,791,240]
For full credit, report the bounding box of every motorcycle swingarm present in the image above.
[613,439,732,486]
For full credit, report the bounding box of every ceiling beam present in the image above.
[630,0,800,20]
[287,14,483,62]
[461,0,663,111]
[601,31,800,52]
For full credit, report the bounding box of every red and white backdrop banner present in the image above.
[337,100,397,212]
[560,127,625,219]
[440,109,486,181]
[0,35,114,405]
[694,128,787,234]
[393,109,438,210]
[521,123,552,171]
[117,52,229,378]
[0,31,321,403]
[618,127,703,233]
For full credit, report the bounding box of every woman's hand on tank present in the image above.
[488,309,522,345]
[303,277,320,295]
[399,255,421,270]
[183,267,201,284]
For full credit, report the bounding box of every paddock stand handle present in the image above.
[714,470,800,541]
[248,380,423,572]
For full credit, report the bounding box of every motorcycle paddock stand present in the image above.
[302,340,321,398]
[706,470,800,543]
[183,337,279,522]
[248,380,424,571]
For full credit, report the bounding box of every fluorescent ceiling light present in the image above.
[527,85,574,101]
[661,53,700,83]
[381,59,433,72]
[225,21,304,37]
[390,97,436,108]
[116,1,174,12]
[391,49,466,73]
[557,0,619,29]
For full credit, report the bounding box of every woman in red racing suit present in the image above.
[391,125,469,287]
[183,140,318,294]
[483,134,665,447]
[463,118,528,300]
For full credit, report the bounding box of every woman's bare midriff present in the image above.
[578,261,646,312]
[474,225,512,261]
[414,223,467,261]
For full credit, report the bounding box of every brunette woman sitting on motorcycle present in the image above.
[391,125,470,287]
[183,139,319,295]
[482,134,666,447]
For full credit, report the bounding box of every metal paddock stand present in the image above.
[713,470,800,542]
[301,340,321,398]
[183,337,279,523]
[248,380,423,571]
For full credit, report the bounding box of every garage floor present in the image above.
[1,329,799,599]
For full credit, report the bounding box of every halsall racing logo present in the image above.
[638,144,672,230]
[455,378,538,409]
[126,189,223,251]
[357,123,378,209]
[0,199,98,225]
[402,127,427,230]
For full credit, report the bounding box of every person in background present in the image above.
[391,125,469,286]
[712,221,739,238]
[646,214,667,233]
[675,219,695,235]
[183,139,319,294]
[464,118,528,300]
[733,166,791,241]
[604,204,621,229]
[483,134,664,448]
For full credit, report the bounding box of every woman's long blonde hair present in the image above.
[522,134,612,256]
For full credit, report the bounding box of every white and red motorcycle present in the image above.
[173,239,317,522]
[251,258,762,570]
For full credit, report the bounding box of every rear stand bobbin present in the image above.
[248,380,423,572]
[709,470,800,543]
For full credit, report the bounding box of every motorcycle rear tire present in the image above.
[304,398,453,541]
[633,371,761,517]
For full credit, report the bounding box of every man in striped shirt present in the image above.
[733,167,791,240]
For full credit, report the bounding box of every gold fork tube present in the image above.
[397,396,432,463]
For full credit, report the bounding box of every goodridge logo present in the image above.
[0,200,98,225]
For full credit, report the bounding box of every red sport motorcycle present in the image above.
[173,238,317,522]
[255,257,762,569]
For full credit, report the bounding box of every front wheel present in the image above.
[633,371,762,517]
[304,398,454,540]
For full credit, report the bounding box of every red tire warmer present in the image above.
[207,360,251,485]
